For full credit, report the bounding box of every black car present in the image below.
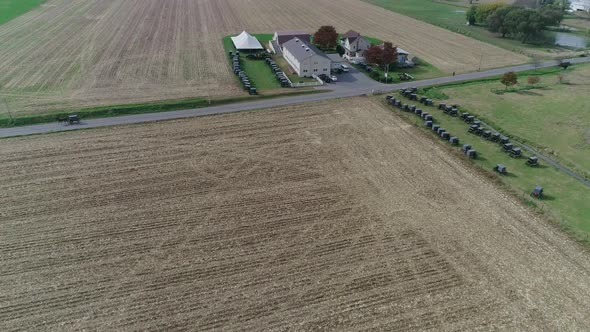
[318,74,332,83]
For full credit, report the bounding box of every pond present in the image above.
[549,31,590,48]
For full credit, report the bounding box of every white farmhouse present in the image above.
[340,30,371,63]
[282,38,331,78]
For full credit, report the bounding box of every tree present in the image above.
[381,42,398,69]
[502,8,545,42]
[538,7,564,26]
[501,71,518,89]
[475,3,506,23]
[540,0,570,11]
[466,6,477,25]
[365,45,383,66]
[365,43,398,69]
[313,26,338,49]
[487,5,517,37]
[527,75,540,85]
[487,5,555,43]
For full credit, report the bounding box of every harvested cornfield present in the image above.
[1,97,589,330]
[0,0,527,116]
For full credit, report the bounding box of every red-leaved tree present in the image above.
[381,42,398,69]
[366,43,398,69]
[313,26,338,49]
[365,45,383,65]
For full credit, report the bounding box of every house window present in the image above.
[323,68,327,71]
[313,69,318,72]
[314,62,318,64]
[303,69,308,72]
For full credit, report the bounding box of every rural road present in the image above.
[1,57,588,139]
[1,56,589,188]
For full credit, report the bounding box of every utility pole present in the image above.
[2,98,13,123]
[478,52,483,72]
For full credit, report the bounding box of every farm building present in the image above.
[270,30,311,54]
[282,38,331,77]
[377,43,411,64]
[340,30,371,63]
[231,31,263,50]
[397,47,410,64]
[326,53,344,70]
[274,31,311,46]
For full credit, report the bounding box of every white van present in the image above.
[340,64,350,72]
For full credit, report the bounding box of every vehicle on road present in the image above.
[341,64,350,72]
[329,75,337,82]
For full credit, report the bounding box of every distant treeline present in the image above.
[466,0,568,43]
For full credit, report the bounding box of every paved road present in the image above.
[1,57,588,139]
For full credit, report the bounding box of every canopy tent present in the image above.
[231,31,263,50]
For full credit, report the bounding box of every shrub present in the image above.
[501,71,518,89]
[527,76,540,85]
[557,73,565,83]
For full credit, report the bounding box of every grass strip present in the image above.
[0,90,325,128]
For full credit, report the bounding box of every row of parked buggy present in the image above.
[265,58,291,88]
[387,90,469,156]
[229,51,257,95]
[401,89,434,106]
[388,89,545,198]
[461,111,538,167]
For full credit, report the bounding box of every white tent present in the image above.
[231,31,263,50]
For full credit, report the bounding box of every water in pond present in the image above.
[550,31,590,48]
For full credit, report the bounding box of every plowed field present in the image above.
[1,98,589,330]
[0,0,527,116]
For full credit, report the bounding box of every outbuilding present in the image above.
[282,38,331,77]
[325,53,344,70]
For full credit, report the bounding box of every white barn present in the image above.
[282,38,331,78]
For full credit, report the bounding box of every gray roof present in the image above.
[276,30,310,36]
[282,38,329,62]
[325,53,344,62]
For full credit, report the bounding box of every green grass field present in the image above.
[222,34,282,91]
[379,93,590,242]
[0,0,44,25]
[362,0,574,56]
[435,64,590,178]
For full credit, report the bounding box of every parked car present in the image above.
[318,74,332,83]
[340,64,350,72]
[329,75,337,82]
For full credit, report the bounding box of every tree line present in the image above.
[466,1,567,43]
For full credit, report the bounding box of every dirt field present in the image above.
[1,97,589,330]
[0,0,527,116]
